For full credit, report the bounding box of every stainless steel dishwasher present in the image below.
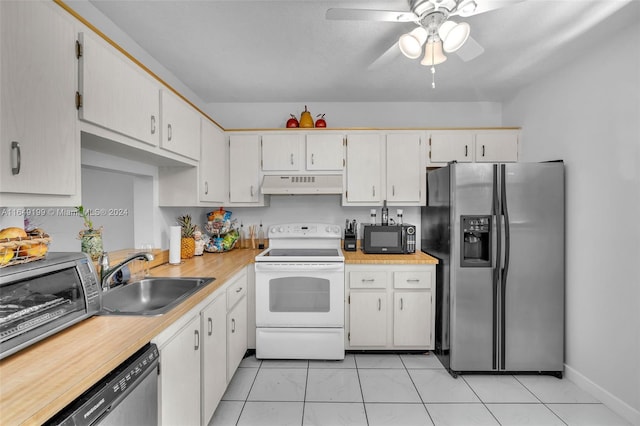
[45,343,159,426]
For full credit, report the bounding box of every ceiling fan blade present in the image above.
[367,41,402,71]
[326,8,417,22]
[455,35,484,62]
[456,0,525,17]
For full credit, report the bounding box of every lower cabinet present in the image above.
[154,267,248,426]
[346,264,435,350]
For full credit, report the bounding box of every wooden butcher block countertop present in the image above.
[0,247,436,425]
[0,248,262,426]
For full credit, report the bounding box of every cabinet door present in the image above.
[200,119,227,203]
[429,132,474,164]
[475,132,519,163]
[345,134,382,203]
[161,90,201,161]
[227,295,248,381]
[393,291,431,347]
[386,134,422,203]
[0,1,77,196]
[349,292,387,347]
[306,134,344,171]
[78,31,160,147]
[229,134,262,203]
[159,314,201,426]
[261,134,301,171]
[201,295,227,425]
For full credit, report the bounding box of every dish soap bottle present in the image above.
[258,222,265,249]
[381,200,389,225]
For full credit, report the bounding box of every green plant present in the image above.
[76,206,94,230]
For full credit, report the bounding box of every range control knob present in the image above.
[278,227,285,233]
[270,226,279,233]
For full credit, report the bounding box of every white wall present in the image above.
[205,101,503,129]
[503,20,640,425]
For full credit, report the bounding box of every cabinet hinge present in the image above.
[157,363,161,375]
[343,158,345,167]
[75,92,82,110]
[75,40,83,59]
[343,137,347,146]
[348,295,350,304]
[348,332,350,341]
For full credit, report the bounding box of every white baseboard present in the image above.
[564,363,640,426]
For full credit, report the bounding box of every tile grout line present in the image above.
[235,358,263,426]
[460,374,504,425]
[401,355,437,426]
[353,355,371,426]
[512,375,569,426]
[301,361,309,426]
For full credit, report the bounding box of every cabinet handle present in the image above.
[464,144,468,157]
[236,287,243,293]
[372,186,376,197]
[400,298,404,310]
[311,153,315,165]
[231,318,236,333]
[167,124,173,141]
[290,153,294,165]
[361,278,375,283]
[194,329,200,350]
[482,144,486,157]
[10,141,21,175]
[204,181,209,195]
[392,185,395,196]
[250,185,254,197]
[208,317,213,336]
[151,115,156,134]
[378,298,382,311]
[406,279,420,283]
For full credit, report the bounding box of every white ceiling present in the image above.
[85,0,638,103]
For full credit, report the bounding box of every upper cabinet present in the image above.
[228,134,268,206]
[0,1,80,207]
[428,130,519,165]
[260,132,344,173]
[160,90,201,161]
[344,134,383,204]
[77,31,160,147]
[386,133,423,205]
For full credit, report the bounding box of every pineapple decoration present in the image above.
[177,214,197,259]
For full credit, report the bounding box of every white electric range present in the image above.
[254,223,345,360]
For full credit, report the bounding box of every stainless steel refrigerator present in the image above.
[421,162,564,377]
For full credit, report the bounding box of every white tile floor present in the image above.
[210,353,631,426]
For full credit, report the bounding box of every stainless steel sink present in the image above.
[100,277,215,316]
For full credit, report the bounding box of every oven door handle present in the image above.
[255,263,344,272]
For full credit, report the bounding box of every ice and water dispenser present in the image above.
[460,215,491,267]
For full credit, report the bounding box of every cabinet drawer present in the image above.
[227,274,247,309]
[350,271,387,289]
[393,271,432,289]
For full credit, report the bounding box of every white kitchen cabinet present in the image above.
[157,313,201,426]
[228,134,267,206]
[226,271,248,381]
[428,130,519,165]
[393,291,432,347]
[474,131,519,163]
[158,118,227,206]
[349,292,387,347]
[261,133,302,171]
[344,134,383,204]
[386,133,423,205]
[306,133,345,171]
[200,119,227,203]
[201,293,227,425]
[160,90,201,161]
[346,264,435,350]
[0,1,79,206]
[77,30,160,148]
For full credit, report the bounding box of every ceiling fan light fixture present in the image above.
[399,26,428,59]
[420,39,447,66]
[441,21,470,53]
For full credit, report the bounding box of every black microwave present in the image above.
[362,224,416,254]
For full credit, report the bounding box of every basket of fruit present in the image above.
[203,208,239,253]
[0,227,51,268]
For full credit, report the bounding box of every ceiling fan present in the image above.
[326,0,524,87]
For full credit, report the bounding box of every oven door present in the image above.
[255,262,344,327]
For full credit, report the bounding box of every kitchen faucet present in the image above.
[100,252,154,292]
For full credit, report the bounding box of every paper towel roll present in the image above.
[169,226,182,265]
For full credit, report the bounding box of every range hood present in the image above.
[261,174,343,195]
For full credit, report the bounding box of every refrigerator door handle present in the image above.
[499,164,511,370]
[492,164,501,371]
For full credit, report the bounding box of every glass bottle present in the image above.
[238,222,246,249]
[370,209,377,225]
[381,200,389,225]
[257,222,265,249]
[397,209,403,225]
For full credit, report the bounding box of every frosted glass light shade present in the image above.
[441,22,470,52]
[399,27,428,59]
[420,39,447,65]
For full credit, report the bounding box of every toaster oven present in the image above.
[0,252,101,360]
